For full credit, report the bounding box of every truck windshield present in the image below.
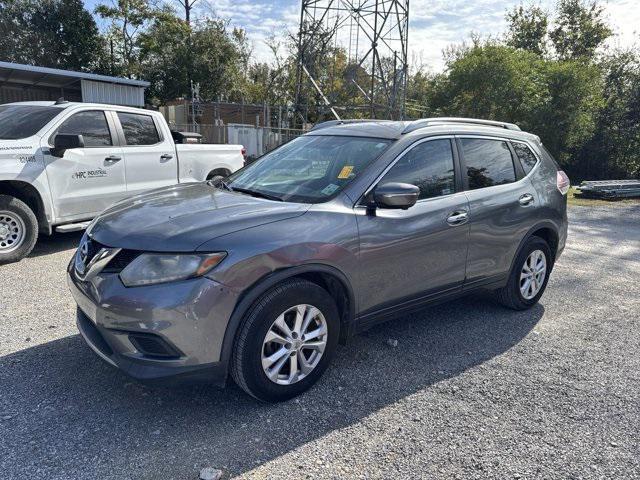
[0,105,61,140]
[226,135,392,203]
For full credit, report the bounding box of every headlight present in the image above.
[119,252,226,287]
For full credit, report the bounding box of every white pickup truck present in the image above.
[0,101,245,263]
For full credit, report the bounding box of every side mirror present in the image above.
[51,134,84,157]
[373,182,420,210]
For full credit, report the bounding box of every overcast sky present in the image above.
[86,0,639,71]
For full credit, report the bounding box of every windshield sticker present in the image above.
[321,183,340,196]
[338,165,354,179]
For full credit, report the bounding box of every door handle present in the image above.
[446,210,469,226]
[519,193,535,206]
[160,154,173,161]
[104,155,121,163]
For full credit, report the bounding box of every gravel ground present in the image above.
[1,205,639,480]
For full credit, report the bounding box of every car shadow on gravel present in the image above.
[0,296,542,479]
[27,231,83,258]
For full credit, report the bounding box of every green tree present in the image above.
[505,3,549,56]
[138,11,191,102]
[550,0,612,60]
[423,42,603,172]
[95,0,164,78]
[139,14,253,103]
[580,50,640,178]
[0,0,105,71]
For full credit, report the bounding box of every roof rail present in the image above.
[402,117,520,134]
[309,119,388,132]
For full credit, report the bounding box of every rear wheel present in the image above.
[0,195,38,264]
[495,236,553,310]
[231,279,340,402]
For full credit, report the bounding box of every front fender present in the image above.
[0,143,54,227]
[215,263,357,380]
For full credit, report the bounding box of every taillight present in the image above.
[241,147,247,162]
[557,170,570,195]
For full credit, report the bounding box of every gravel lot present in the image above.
[1,205,639,479]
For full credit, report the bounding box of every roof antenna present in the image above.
[55,97,69,105]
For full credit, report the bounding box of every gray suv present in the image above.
[67,117,569,402]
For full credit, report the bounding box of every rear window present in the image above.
[0,105,60,140]
[117,112,160,145]
[460,138,516,190]
[512,142,538,174]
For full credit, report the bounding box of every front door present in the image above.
[43,109,126,220]
[355,137,470,317]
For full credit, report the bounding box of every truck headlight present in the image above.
[119,252,226,287]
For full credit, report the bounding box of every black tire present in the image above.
[231,279,340,402]
[0,195,38,265]
[495,236,553,310]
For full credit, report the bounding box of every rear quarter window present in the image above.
[512,142,539,174]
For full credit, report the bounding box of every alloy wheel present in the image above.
[520,249,547,300]
[261,304,328,385]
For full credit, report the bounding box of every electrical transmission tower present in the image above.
[295,0,410,124]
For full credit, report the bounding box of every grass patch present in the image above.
[567,186,640,207]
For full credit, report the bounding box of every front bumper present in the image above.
[67,260,240,385]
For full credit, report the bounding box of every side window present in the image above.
[460,138,516,190]
[55,111,112,147]
[512,142,538,174]
[381,139,456,200]
[117,112,160,146]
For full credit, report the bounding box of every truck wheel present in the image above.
[231,279,340,402]
[0,195,38,264]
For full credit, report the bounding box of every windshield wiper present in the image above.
[208,178,234,192]
[231,187,284,202]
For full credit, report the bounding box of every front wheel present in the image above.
[495,236,553,310]
[0,195,38,264]
[231,279,340,402]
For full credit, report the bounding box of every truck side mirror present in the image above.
[52,134,85,158]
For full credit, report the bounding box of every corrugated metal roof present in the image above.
[0,61,150,88]
[81,79,145,106]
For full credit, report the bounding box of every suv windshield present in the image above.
[0,105,61,140]
[226,135,392,203]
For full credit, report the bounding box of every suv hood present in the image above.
[89,183,310,251]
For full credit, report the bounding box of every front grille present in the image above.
[83,238,104,265]
[103,249,141,273]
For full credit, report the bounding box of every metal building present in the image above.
[0,61,149,106]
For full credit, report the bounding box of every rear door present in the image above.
[115,111,177,195]
[457,136,540,287]
[355,137,470,317]
[43,109,126,219]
